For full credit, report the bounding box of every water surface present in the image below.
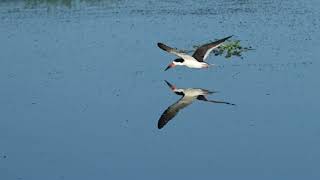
[0,0,320,179]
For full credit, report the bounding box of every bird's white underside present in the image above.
[175,88,210,96]
[173,54,207,68]
[168,42,224,68]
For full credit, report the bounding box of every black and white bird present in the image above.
[158,81,235,129]
[157,36,232,71]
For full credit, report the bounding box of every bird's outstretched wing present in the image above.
[192,35,232,62]
[158,96,196,129]
[157,42,193,60]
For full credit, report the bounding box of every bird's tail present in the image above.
[207,90,219,94]
[207,99,236,106]
[197,96,236,106]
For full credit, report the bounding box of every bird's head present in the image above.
[164,58,184,71]
[164,80,184,96]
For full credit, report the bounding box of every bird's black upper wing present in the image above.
[192,35,232,62]
[157,42,192,60]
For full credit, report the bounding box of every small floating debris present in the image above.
[1,154,7,159]
[232,72,240,79]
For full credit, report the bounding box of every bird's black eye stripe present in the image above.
[174,58,184,63]
[175,92,184,96]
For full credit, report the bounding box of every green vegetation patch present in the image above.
[183,38,254,59]
[211,39,254,59]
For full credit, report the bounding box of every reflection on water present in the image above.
[1,0,320,179]
[26,0,74,8]
[25,0,120,8]
[0,0,122,10]
[158,81,235,129]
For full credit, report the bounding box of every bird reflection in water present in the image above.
[158,81,235,129]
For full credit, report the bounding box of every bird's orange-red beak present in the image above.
[164,63,175,71]
[164,80,176,90]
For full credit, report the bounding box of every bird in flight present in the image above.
[157,36,232,71]
[158,80,235,129]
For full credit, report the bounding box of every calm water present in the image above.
[1,0,320,179]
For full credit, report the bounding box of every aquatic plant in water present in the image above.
[211,39,253,59]
[183,39,253,59]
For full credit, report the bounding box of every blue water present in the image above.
[0,0,320,179]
